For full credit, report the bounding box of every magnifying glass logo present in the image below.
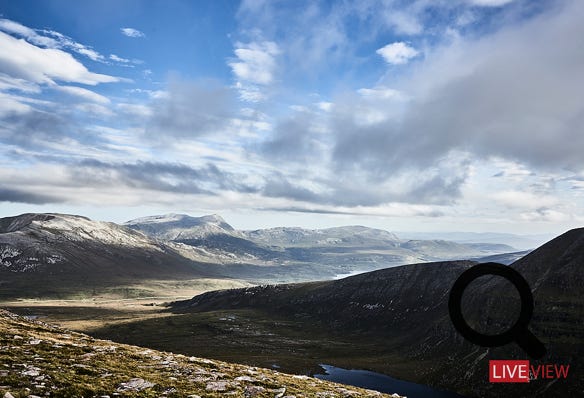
[448,262,546,359]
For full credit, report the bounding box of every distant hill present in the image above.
[0,212,529,298]
[125,213,518,281]
[470,250,531,265]
[0,213,217,298]
[242,225,400,247]
[124,213,239,240]
[396,231,551,250]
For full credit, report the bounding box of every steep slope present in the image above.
[0,213,218,299]
[512,227,584,295]
[173,260,474,336]
[0,309,396,398]
[469,250,531,265]
[108,229,582,397]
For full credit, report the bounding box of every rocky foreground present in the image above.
[0,310,398,398]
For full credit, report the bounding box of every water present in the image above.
[314,364,467,398]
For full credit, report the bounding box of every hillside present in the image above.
[94,229,584,397]
[0,309,397,398]
[0,213,220,299]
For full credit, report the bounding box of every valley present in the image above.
[1,212,581,398]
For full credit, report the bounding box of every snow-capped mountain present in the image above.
[1,213,160,248]
[0,211,522,298]
[0,213,216,298]
[242,225,400,247]
[123,213,518,283]
[124,213,239,240]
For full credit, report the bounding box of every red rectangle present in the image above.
[489,360,530,383]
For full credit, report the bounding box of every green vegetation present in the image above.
[0,309,395,397]
[89,308,425,383]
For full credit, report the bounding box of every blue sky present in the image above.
[0,0,583,235]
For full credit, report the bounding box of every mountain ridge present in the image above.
[0,211,527,298]
[0,213,220,299]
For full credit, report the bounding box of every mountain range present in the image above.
[0,212,521,298]
[0,211,580,397]
[0,213,219,299]
[125,213,519,280]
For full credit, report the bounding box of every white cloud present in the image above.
[0,92,32,116]
[43,29,110,63]
[71,44,104,62]
[376,42,419,65]
[519,208,568,222]
[0,73,40,93]
[117,103,152,117]
[358,86,403,100]
[229,41,280,85]
[469,0,515,7]
[0,19,112,63]
[234,81,266,102]
[75,102,114,117]
[491,191,558,210]
[228,41,280,102]
[121,28,145,38]
[316,102,333,112]
[0,31,119,85]
[0,18,58,47]
[110,54,130,63]
[382,10,423,35]
[56,85,110,104]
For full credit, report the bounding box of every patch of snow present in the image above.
[0,246,20,266]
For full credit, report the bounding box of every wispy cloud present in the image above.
[229,41,279,102]
[0,18,59,47]
[0,18,113,63]
[0,28,119,85]
[469,0,516,7]
[55,86,111,104]
[121,27,145,38]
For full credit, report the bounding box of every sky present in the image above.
[0,0,583,235]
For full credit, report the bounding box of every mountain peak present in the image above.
[512,226,584,292]
[0,212,157,248]
[198,214,227,224]
[0,213,90,233]
[124,213,236,240]
[123,213,191,225]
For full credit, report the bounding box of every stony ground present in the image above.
[0,310,400,398]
